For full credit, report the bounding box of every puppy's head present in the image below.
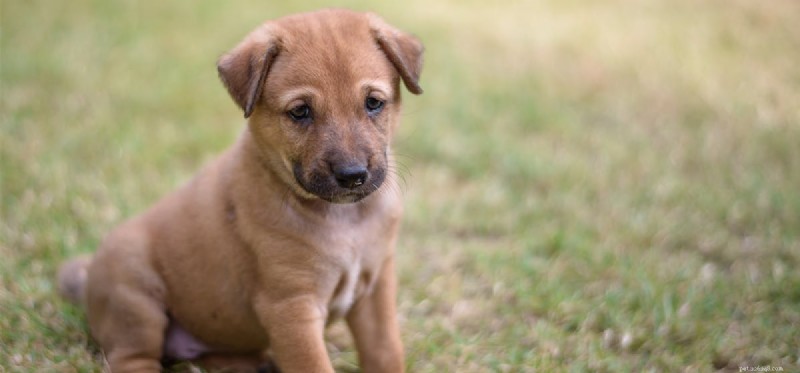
[217,9,423,203]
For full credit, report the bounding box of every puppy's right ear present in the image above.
[368,13,424,95]
[217,25,281,118]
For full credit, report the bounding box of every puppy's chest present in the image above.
[326,259,368,321]
[320,229,386,321]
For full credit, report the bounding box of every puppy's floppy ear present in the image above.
[217,25,281,118]
[368,14,424,95]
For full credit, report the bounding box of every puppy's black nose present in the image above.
[333,164,368,189]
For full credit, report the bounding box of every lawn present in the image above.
[2,0,799,372]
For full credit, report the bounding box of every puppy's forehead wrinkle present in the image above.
[277,87,320,107]
[266,65,394,111]
[361,80,392,96]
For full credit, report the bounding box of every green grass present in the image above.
[3,0,800,372]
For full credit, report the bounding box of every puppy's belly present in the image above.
[160,256,268,351]
[166,286,268,352]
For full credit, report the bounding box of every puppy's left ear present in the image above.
[217,24,282,118]
[369,14,424,95]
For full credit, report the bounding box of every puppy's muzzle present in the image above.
[293,158,386,203]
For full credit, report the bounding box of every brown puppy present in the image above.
[57,9,423,373]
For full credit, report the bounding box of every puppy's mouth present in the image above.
[292,162,386,204]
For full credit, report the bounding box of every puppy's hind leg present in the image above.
[96,290,168,373]
[86,237,169,373]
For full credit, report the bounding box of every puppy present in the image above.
[58,9,423,373]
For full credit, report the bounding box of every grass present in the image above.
[2,0,799,372]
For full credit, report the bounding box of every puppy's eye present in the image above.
[287,104,312,123]
[365,97,385,116]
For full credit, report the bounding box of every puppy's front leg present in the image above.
[255,294,334,373]
[346,257,405,373]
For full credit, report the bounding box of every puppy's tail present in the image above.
[57,255,92,307]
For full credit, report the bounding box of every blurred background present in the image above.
[2,0,799,371]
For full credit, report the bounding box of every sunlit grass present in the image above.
[2,0,799,372]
